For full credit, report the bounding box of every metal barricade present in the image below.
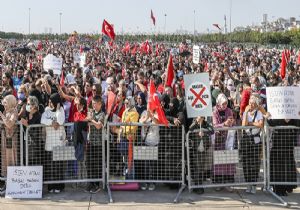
[186,126,266,192]
[106,122,185,203]
[0,122,23,181]
[266,125,300,206]
[25,122,105,187]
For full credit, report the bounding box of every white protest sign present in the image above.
[266,87,300,119]
[170,48,179,56]
[73,52,81,64]
[193,45,200,64]
[186,39,191,44]
[43,54,63,75]
[80,53,86,68]
[183,73,213,118]
[6,166,43,199]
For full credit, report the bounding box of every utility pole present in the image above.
[28,8,31,34]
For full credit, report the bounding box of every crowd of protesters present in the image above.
[0,35,299,196]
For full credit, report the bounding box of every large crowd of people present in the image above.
[0,36,299,196]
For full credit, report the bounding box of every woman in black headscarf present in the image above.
[163,97,186,189]
[135,92,147,117]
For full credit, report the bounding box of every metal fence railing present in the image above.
[0,122,23,181]
[24,122,105,187]
[0,119,298,206]
[186,126,266,192]
[106,122,185,203]
[266,125,300,206]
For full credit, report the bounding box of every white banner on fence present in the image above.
[183,73,213,118]
[5,166,43,199]
[43,54,63,75]
[193,45,200,64]
[266,86,300,119]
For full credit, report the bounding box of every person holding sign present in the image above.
[241,94,264,194]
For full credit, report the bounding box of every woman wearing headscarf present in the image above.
[135,92,147,117]
[41,93,66,193]
[241,94,264,194]
[268,118,300,196]
[188,116,214,194]
[0,95,18,194]
[212,93,236,192]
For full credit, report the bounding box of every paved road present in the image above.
[0,185,299,210]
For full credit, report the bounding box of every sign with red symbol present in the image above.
[184,73,212,118]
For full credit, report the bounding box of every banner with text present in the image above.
[6,166,43,199]
[183,73,213,118]
[266,86,300,119]
[43,54,63,75]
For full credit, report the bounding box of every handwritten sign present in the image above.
[266,87,300,119]
[80,53,86,68]
[184,73,213,118]
[43,54,63,75]
[6,166,43,199]
[193,45,200,64]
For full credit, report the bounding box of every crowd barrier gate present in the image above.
[106,122,185,203]
[186,126,267,193]
[25,123,105,188]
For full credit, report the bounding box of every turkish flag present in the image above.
[165,54,176,87]
[155,44,160,56]
[151,10,156,26]
[60,71,65,87]
[102,19,115,40]
[122,42,130,53]
[131,44,137,55]
[106,91,117,115]
[148,80,168,126]
[80,45,83,53]
[280,49,290,80]
[213,24,221,30]
[144,40,152,54]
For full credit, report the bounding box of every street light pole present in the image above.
[59,12,62,34]
[229,0,232,33]
[164,14,167,35]
[193,10,196,36]
[28,8,31,35]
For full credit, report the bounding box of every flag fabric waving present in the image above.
[213,24,221,31]
[151,10,156,26]
[60,71,65,87]
[165,54,176,87]
[102,19,116,40]
[148,80,168,126]
[280,49,290,80]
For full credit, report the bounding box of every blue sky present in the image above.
[1,0,300,34]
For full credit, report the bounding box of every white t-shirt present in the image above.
[140,111,160,146]
[244,110,263,143]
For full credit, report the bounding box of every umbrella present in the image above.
[179,51,191,57]
[11,47,34,54]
